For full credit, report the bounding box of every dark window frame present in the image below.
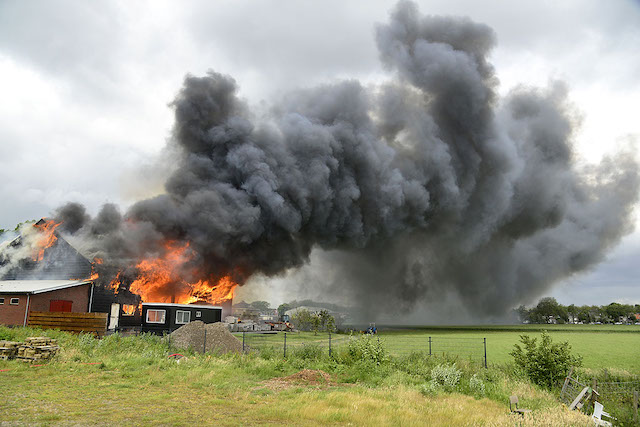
[175,310,191,325]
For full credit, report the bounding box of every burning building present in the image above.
[0,219,234,329]
[3,2,640,321]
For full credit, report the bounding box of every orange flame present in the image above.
[109,271,125,292]
[129,241,237,305]
[32,220,62,262]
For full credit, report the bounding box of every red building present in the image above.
[0,280,94,326]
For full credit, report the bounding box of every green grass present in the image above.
[376,325,640,372]
[1,325,634,425]
[236,325,640,372]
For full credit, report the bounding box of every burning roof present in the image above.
[0,219,236,307]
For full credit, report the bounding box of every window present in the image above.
[146,309,166,324]
[0,298,4,304]
[10,298,19,305]
[122,304,137,316]
[195,311,202,318]
[176,310,191,324]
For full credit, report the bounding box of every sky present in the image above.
[1,0,639,309]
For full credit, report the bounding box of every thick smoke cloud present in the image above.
[52,1,638,317]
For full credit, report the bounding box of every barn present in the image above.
[141,302,222,334]
[0,279,94,326]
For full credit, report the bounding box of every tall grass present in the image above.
[0,326,596,425]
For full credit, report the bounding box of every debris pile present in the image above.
[0,337,59,362]
[169,321,243,354]
[0,341,20,360]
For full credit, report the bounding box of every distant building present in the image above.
[232,300,261,318]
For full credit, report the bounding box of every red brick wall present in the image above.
[30,284,90,313]
[0,294,29,326]
[0,284,91,326]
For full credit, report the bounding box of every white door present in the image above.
[109,303,120,330]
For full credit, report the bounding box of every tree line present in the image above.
[516,297,640,324]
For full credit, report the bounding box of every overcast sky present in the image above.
[1,0,639,308]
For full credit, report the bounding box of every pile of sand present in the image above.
[169,321,243,354]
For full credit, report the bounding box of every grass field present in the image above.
[238,324,640,372]
[377,325,640,372]
[1,325,636,425]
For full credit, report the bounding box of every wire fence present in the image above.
[561,368,639,423]
[235,332,488,367]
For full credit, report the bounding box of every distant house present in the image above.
[0,279,94,326]
[231,300,261,318]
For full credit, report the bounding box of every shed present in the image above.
[141,302,222,334]
[0,279,94,326]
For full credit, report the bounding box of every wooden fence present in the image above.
[28,311,108,336]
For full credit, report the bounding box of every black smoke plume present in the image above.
[52,1,639,317]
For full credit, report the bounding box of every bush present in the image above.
[345,334,388,365]
[469,373,486,396]
[510,331,582,389]
[290,344,324,361]
[429,363,462,391]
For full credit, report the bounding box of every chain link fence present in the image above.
[235,331,487,367]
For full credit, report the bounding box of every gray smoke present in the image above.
[51,1,638,317]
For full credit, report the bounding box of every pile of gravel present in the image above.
[169,321,243,354]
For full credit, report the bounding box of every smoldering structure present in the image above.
[47,1,638,316]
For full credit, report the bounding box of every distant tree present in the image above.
[291,309,313,331]
[311,314,321,335]
[277,303,291,319]
[515,305,530,323]
[250,300,271,313]
[576,305,591,323]
[534,297,567,323]
[318,310,333,331]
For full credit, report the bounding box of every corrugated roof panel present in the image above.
[0,280,92,294]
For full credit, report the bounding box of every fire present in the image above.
[32,220,62,262]
[109,271,125,292]
[129,241,237,305]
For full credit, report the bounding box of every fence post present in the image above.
[203,328,207,354]
[483,338,487,368]
[328,332,332,357]
[242,331,245,353]
[284,332,287,358]
[634,389,638,424]
[428,336,432,356]
[561,367,574,396]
